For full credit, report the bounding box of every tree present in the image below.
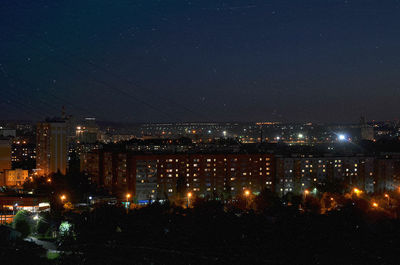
[36,212,51,235]
[254,187,281,213]
[13,210,32,238]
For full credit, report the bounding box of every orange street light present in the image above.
[187,192,193,207]
[47,178,51,183]
[384,193,389,198]
[126,193,131,201]
[244,189,251,197]
[60,195,66,202]
[372,202,379,208]
[304,190,310,195]
[353,188,362,196]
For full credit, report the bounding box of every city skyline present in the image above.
[2,1,400,123]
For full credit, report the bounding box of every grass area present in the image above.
[47,252,60,260]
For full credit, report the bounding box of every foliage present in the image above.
[12,210,32,238]
[36,212,51,235]
[303,196,321,214]
[253,187,282,212]
[59,221,72,237]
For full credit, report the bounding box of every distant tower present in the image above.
[61,106,66,120]
[360,116,374,141]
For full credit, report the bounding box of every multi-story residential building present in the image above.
[0,139,11,184]
[3,169,28,187]
[373,154,400,193]
[11,137,36,167]
[275,155,376,196]
[82,147,400,200]
[36,119,67,176]
[76,118,99,144]
[82,152,275,202]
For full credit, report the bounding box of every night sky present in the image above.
[1,0,400,123]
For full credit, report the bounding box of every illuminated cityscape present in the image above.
[3,1,400,264]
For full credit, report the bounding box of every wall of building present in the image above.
[36,121,67,176]
[4,169,28,187]
[0,139,11,185]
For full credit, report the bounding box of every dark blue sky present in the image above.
[1,0,400,122]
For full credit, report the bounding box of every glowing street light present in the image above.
[372,202,379,208]
[353,188,362,196]
[244,189,251,197]
[298,133,304,139]
[384,193,390,206]
[304,189,310,195]
[126,193,131,201]
[187,192,192,207]
[60,195,66,202]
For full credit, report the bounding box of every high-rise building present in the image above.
[36,120,67,176]
[0,139,11,185]
[76,118,99,144]
[360,116,374,141]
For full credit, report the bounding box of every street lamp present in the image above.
[384,193,390,207]
[244,189,250,197]
[60,195,66,203]
[372,202,379,208]
[353,188,362,196]
[187,192,192,207]
[126,193,131,202]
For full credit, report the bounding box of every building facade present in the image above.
[36,120,67,176]
[275,154,380,196]
[0,139,11,185]
[3,169,29,187]
[82,152,275,202]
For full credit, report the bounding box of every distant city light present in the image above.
[338,134,346,141]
